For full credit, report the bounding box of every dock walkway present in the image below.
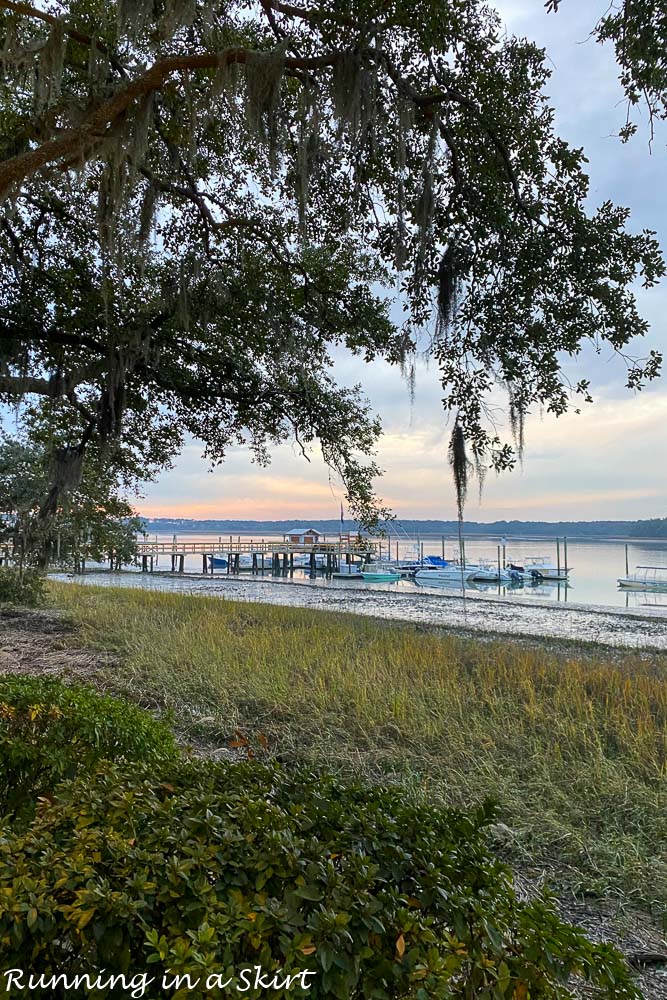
[135,537,379,575]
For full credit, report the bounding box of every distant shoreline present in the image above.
[138,518,667,542]
[137,529,667,544]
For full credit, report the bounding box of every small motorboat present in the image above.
[414,562,478,584]
[333,563,363,579]
[506,555,570,581]
[209,554,229,569]
[361,562,401,582]
[398,555,448,576]
[469,558,515,583]
[618,566,667,591]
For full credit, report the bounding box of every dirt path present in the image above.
[1,606,666,998]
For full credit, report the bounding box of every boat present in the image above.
[618,566,667,591]
[469,558,515,583]
[333,563,363,579]
[414,562,478,584]
[360,562,401,582]
[210,553,254,570]
[398,554,448,576]
[294,553,327,570]
[505,555,570,581]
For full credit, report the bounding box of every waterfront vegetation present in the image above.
[0,680,637,999]
[49,583,667,914]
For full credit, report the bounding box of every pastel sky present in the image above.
[139,0,667,522]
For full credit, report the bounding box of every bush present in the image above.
[0,759,638,999]
[0,676,176,823]
[0,566,45,606]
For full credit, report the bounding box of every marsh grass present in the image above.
[49,583,667,909]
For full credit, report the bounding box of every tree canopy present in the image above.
[0,0,664,526]
[0,403,152,566]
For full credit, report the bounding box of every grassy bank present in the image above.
[49,582,667,911]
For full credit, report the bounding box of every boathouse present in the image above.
[283,526,321,545]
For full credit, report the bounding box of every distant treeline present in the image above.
[139,517,667,539]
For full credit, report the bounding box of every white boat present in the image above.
[414,563,478,584]
[333,563,363,578]
[618,566,667,591]
[469,558,514,583]
[398,555,448,576]
[506,555,570,581]
[294,553,327,570]
[211,552,259,570]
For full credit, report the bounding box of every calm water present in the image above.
[135,533,667,611]
[56,533,667,651]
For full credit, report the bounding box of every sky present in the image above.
[138,0,667,523]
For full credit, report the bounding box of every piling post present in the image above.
[142,555,148,573]
[497,545,501,581]
[171,553,176,572]
[625,543,629,576]
[150,556,154,573]
[261,552,265,574]
[420,541,424,565]
[563,537,568,577]
[234,554,240,574]
[502,542,506,568]
[252,553,258,574]
[289,553,294,574]
[326,553,332,575]
[202,554,208,574]
[178,554,185,573]
[441,535,445,560]
[556,538,561,576]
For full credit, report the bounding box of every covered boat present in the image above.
[618,566,667,591]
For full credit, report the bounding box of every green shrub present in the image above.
[0,566,45,606]
[0,676,176,823]
[0,759,638,999]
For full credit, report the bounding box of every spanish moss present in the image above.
[448,421,471,522]
[138,182,159,244]
[394,99,412,270]
[295,83,320,231]
[331,49,363,131]
[508,389,526,457]
[244,44,287,169]
[117,0,153,37]
[436,243,459,341]
[415,119,438,282]
[35,20,66,111]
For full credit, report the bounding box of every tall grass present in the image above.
[50,583,667,908]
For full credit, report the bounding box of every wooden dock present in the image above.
[134,537,379,575]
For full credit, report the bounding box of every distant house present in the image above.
[283,527,321,545]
